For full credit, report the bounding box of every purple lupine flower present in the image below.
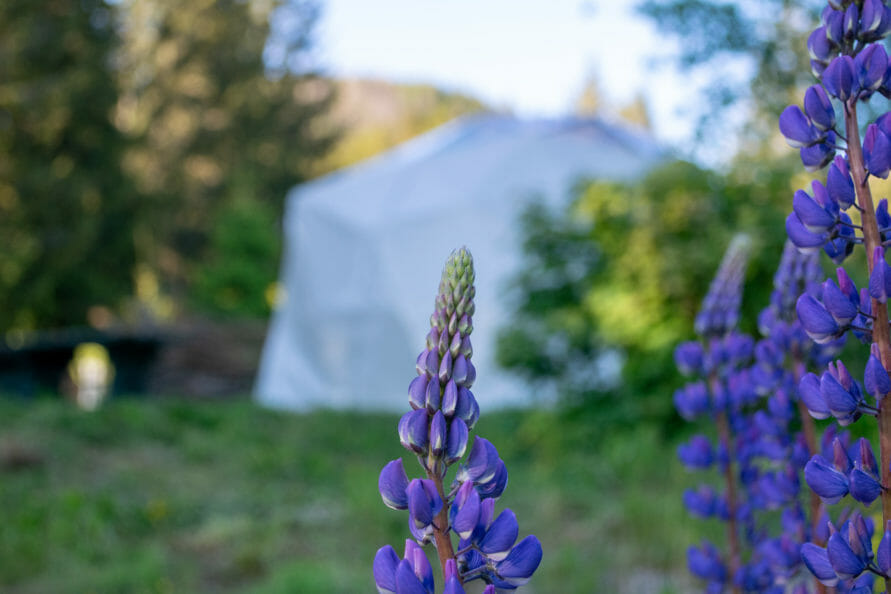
[827,156,855,208]
[674,237,801,588]
[797,293,841,343]
[374,545,401,593]
[688,542,728,583]
[786,212,828,252]
[493,535,543,587]
[863,123,891,178]
[877,521,891,576]
[802,542,840,586]
[678,434,714,469]
[675,341,705,376]
[805,84,837,130]
[827,530,867,581]
[823,55,858,100]
[778,5,891,589]
[869,246,891,302]
[865,343,891,399]
[801,131,838,171]
[442,559,464,594]
[780,105,823,147]
[379,459,411,510]
[855,43,889,91]
[374,248,541,592]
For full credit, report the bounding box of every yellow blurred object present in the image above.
[68,343,114,411]
[265,281,287,310]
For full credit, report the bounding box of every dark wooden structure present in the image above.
[0,327,165,397]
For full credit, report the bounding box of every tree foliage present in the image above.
[0,0,334,330]
[497,158,801,426]
[115,0,336,297]
[0,0,137,329]
[638,0,822,143]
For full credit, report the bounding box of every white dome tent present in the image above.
[255,113,664,411]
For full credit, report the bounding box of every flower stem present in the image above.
[794,357,828,594]
[712,374,742,594]
[428,470,460,585]
[845,99,891,593]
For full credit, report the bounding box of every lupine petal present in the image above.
[808,27,832,61]
[786,212,826,252]
[480,508,519,561]
[674,381,710,420]
[780,105,820,147]
[408,376,428,410]
[823,55,857,101]
[801,543,840,586]
[865,351,890,399]
[827,531,867,580]
[452,354,469,386]
[877,523,891,576]
[862,0,886,35]
[687,543,726,582]
[477,459,509,499]
[452,483,481,539]
[675,341,704,375]
[443,575,465,594]
[865,124,891,178]
[441,379,458,417]
[438,350,452,384]
[793,188,836,232]
[850,465,882,505]
[408,543,434,594]
[843,3,859,41]
[678,434,714,469]
[424,377,441,412]
[870,246,891,303]
[856,44,889,92]
[801,135,837,171]
[822,278,858,324]
[495,535,543,587]
[379,459,410,510]
[454,386,478,427]
[374,545,400,593]
[407,479,442,530]
[825,9,844,45]
[429,410,446,456]
[399,409,430,454]
[821,371,859,419]
[805,455,849,504]
[797,294,840,343]
[800,372,831,419]
[445,417,469,464]
[827,156,855,208]
[395,559,427,594]
[804,84,836,130]
[459,437,500,484]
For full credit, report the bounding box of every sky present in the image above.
[313,0,711,151]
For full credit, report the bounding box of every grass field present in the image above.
[0,397,711,593]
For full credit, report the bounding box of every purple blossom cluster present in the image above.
[776,0,891,591]
[675,236,771,591]
[374,248,542,593]
[674,236,864,592]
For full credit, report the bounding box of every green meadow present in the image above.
[0,398,716,593]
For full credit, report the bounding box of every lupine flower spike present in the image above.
[675,235,766,592]
[374,248,542,592]
[779,1,891,591]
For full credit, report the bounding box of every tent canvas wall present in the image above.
[255,114,664,411]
